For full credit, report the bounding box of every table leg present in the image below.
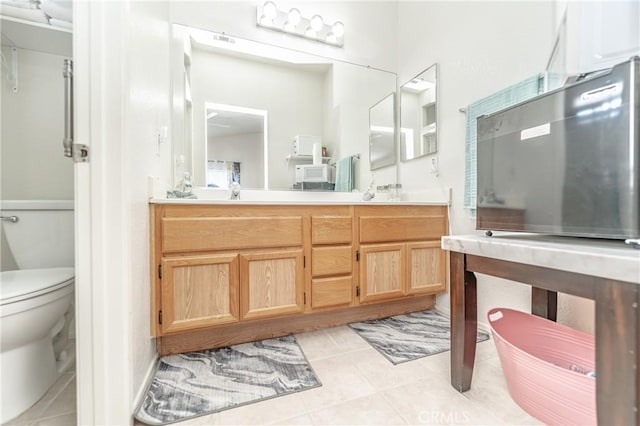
[531,287,557,321]
[450,251,478,392]
[594,280,639,425]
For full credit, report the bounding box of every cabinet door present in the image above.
[359,243,406,303]
[161,254,239,334]
[406,241,446,295]
[239,249,304,320]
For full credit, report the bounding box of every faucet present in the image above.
[229,182,241,200]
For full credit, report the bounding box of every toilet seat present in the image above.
[1,267,74,305]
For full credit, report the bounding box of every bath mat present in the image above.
[349,310,490,364]
[134,335,321,425]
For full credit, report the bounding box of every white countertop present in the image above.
[150,199,448,206]
[150,187,451,206]
[442,233,640,284]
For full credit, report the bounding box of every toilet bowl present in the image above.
[1,268,74,422]
[0,200,75,423]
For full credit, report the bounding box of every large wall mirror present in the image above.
[171,24,397,192]
[400,63,438,161]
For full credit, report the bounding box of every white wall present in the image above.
[0,47,74,200]
[397,1,594,333]
[0,47,74,270]
[126,0,172,408]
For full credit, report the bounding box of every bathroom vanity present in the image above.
[149,200,448,355]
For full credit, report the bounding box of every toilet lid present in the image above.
[1,267,74,304]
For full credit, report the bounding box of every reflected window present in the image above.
[207,160,241,188]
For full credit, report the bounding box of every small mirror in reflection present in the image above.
[400,63,437,161]
[369,92,396,170]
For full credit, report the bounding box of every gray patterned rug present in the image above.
[134,335,321,425]
[349,310,490,364]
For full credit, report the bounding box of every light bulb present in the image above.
[263,1,277,19]
[326,32,337,44]
[283,21,296,32]
[305,26,317,38]
[331,21,344,38]
[287,8,301,26]
[310,15,324,32]
[260,15,274,26]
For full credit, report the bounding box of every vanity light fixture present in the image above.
[403,78,435,92]
[257,2,344,47]
[287,8,301,26]
[263,1,277,19]
[309,15,324,32]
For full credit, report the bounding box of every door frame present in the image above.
[73,1,132,423]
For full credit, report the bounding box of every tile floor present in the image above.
[152,325,540,425]
[6,365,76,426]
[9,325,542,425]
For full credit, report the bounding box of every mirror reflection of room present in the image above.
[401,64,437,161]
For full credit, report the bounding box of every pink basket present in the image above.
[487,308,596,425]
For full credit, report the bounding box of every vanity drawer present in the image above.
[311,246,353,276]
[311,216,352,244]
[359,215,446,243]
[161,216,303,253]
[311,276,353,308]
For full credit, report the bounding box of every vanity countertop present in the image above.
[149,199,448,206]
[442,233,640,284]
[149,187,451,206]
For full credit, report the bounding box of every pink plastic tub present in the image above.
[487,308,596,425]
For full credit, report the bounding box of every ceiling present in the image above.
[207,108,264,138]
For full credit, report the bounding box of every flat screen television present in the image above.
[476,57,639,240]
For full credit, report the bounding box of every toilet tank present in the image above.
[0,200,74,269]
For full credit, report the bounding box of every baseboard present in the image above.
[433,305,491,335]
[158,295,436,356]
[132,352,158,411]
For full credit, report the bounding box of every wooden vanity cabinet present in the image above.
[151,204,307,338]
[150,203,447,355]
[356,205,448,304]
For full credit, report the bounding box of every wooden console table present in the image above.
[442,234,639,425]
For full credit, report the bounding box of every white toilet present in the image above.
[0,200,75,423]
